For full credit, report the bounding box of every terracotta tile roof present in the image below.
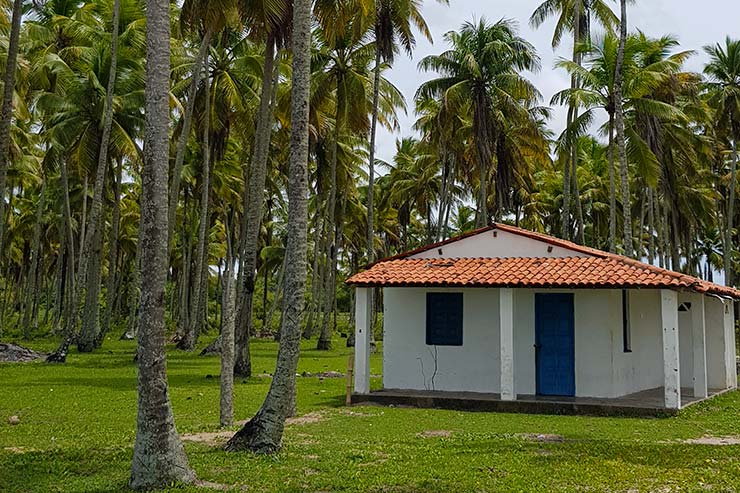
[348,224,740,299]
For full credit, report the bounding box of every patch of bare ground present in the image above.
[518,433,565,443]
[182,431,234,447]
[3,446,38,454]
[193,478,247,491]
[681,435,740,445]
[337,409,380,417]
[416,430,454,438]
[286,411,324,425]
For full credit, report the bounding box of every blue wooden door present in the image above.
[535,293,575,396]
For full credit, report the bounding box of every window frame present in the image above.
[425,292,464,346]
[622,289,632,353]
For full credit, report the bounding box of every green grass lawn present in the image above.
[2,337,740,492]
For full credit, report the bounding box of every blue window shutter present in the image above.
[426,293,463,346]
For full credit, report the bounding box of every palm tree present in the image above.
[0,0,24,259]
[366,0,434,268]
[704,37,740,286]
[225,0,311,453]
[613,0,632,257]
[129,0,194,486]
[233,0,291,377]
[530,0,617,242]
[76,0,123,352]
[417,18,542,226]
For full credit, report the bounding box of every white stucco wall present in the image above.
[610,290,666,397]
[383,287,501,393]
[409,229,593,259]
[381,287,720,399]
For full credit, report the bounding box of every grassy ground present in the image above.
[1,337,740,492]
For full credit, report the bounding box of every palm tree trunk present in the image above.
[180,50,212,351]
[220,215,236,427]
[608,113,616,253]
[234,36,277,376]
[23,179,47,338]
[79,225,104,351]
[304,208,326,339]
[647,187,656,263]
[168,28,213,252]
[225,0,311,452]
[724,132,737,286]
[473,93,491,227]
[614,0,632,257]
[99,158,123,346]
[0,0,24,256]
[77,0,122,352]
[367,46,381,264]
[317,104,341,350]
[129,0,194,485]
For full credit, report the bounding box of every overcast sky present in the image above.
[375,0,740,164]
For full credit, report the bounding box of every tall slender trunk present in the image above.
[78,177,87,276]
[60,160,76,331]
[99,158,123,346]
[608,113,616,253]
[561,0,583,240]
[220,215,236,427]
[614,0,632,257]
[76,0,122,352]
[23,179,47,338]
[647,187,656,263]
[303,211,325,338]
[0,0,24,256]
[168,28,213,252]
[473,92,491,227]
[180,49,212,351]
[317,100,341,351]
[129,0,194,486]
[234,37,277,376]
[562,115,574,239]
[367,45,381,264]
[225,0,311,452]
[724,132,737,286]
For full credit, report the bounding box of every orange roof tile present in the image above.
[348,224,740,299]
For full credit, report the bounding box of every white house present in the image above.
[347,223,739,414]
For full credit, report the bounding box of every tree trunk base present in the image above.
[175,337,196,351]
[200,336,222,355]
[45,339,70,363]
[233,358,252,378]
[316,338,331,350]
[76,340,95,353]
[224,412,281,454]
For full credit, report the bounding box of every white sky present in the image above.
[375,0,740,164]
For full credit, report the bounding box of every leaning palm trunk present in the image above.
[77,0,122,352]
[225,0,311,452]
[0,0,24,259]
[99,159,123,346]
[234,36,277,377]
[724,134,737,286]
[129,0,194,486]
[614,0,632,257]
[168,28,213,253]
[180,50,212,351]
